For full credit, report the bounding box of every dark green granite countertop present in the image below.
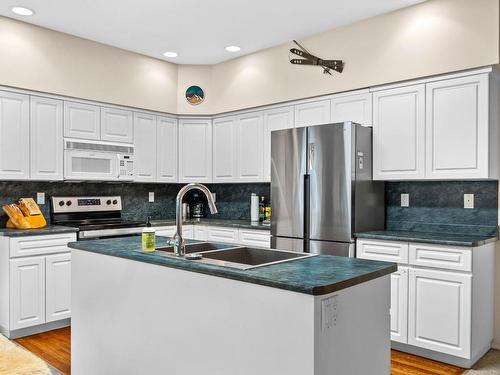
[151,218,270,231]
[0,225,78,237]
[355,230,497,247]
[68,236,396,295]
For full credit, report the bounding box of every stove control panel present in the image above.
[51,196,122,213]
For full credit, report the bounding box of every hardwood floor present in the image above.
[14,327,465,375]
[15,327,71,375]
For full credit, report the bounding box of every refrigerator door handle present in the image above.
[308,142,315,171]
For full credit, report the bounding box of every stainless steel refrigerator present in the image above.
[270,122,384,257]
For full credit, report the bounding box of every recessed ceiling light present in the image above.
[11,6,34,16]
[225,45,241,52]
[163,51,178,58]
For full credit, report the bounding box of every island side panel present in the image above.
[314,275,391,375]
[71,249,316,375]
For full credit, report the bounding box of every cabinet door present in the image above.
[10,256,45,330]
[64,101,100,140]
[207,226,239,244]
[425,74,488,179]
[156,116,178,182]
[331,92,372,127]
[30,96,63,180]
[0,91,30,180]
[101,107,133,143]
[373,85,425,180]
[390,266,408,344]
[263,106,294,182]
[294,100,331,128]
[178,119,212,183]
[408,268,471,358]
[46,253,71,322]
[238,229,271,248]
[237,112,264,181]
[193,225,208,241]
[134,112,157,182]
[213,116,237,182]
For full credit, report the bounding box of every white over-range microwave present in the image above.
[64,139,134,181]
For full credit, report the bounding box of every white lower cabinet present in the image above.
[45,253,72,323]
[390,266,408,344]
[408,267,471,358]
[0,233,75,337]
[9,256,46,330]
[356,238,493,366]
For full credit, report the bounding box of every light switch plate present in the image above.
[464,194,474,209]
[36,192,45,205]
[401,193,409,207]
[149,192,154,203]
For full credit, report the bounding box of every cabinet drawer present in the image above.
[9,234,76,258]
[207,226,238,244]
[194,225,208,241]
[409,243,472,272]
[356,239,409,263]
[155,226,192,238]
[238,229,270,248]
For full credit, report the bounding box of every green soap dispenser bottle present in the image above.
[142,216,156,253]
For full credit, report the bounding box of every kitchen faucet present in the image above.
[171,183,218,256]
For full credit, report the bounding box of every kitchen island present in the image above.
[69,236,396,375]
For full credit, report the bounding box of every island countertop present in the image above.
[68,236,396,296]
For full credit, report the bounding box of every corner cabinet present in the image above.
[178,118,212,183]
[30,96,63,181]
[0,91,30,180]
[373,71,496,180]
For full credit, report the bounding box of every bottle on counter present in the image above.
[251,193,259,222]
[259,196,265,222]
[142,216,156,253]
[264,202,271,225]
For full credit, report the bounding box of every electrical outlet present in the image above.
[401,193,409,207]
[36,192,45,205]
[211,192,216,202]
[149,192,154,203]
[464,194,474,209]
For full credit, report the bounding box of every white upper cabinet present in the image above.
[373,84,426,180]
[213,116,238,182]
[294,99,331,128]
[179,119,212,183]
[0,91,30,180]
[156,116,178,183]
[64,101,101,140]
[133,112,157,182]
[237,112,264,181]
[30,96,63,181]
[263,106,294,182]
[425,74,489,179]
[101,107,133,143]
[331,92,372,127]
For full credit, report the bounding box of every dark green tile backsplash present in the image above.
[0,181,270,225]
[385,181,498,236]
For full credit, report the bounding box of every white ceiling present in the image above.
[0,0,425,65]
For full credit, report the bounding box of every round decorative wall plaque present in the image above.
[185,85,205,105]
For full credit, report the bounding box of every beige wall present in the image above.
[0,16,178,113]
[177,65,213,115]
[203,0,499,114]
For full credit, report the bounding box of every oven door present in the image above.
[64,149,120,181]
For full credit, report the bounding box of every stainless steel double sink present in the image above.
[154,242,314,270]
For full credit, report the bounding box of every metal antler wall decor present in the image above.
[289,40,344,75]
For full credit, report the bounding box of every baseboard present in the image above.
[491,341,500,350]
[6,319,70,339]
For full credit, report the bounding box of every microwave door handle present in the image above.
[117,154,121,179]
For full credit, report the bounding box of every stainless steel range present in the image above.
[51,196,145,240]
